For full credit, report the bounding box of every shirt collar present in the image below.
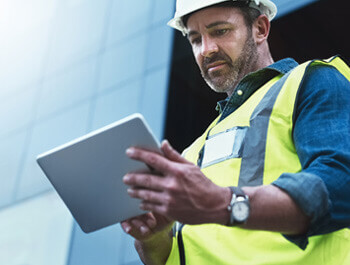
[215,58,299,113]
[265,58,299,75]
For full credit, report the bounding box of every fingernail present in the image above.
[126,148,134,156]
[140,226,148,234]
[125,226,131,233]
[163,139,170,147]
[123,175,130,182]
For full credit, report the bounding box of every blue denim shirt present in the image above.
[216,57,350,249]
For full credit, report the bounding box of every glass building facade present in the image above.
[0,0,174,264]
[0,0,321,264]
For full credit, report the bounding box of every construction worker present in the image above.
[121,0,350,264]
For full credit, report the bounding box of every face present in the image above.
[186,7,258,95]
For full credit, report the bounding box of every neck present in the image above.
[254,42,274,71]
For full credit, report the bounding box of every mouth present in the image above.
[206,61,228,73]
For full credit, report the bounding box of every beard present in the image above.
[200,32,258,94]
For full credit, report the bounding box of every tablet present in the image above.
[36,113,160,233]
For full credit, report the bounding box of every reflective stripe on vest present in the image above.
[165,56,350,265]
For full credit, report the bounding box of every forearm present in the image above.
[135,228,173,265]
[241,184,310,235]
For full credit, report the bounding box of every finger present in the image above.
[126,147,176,174]
[123,173,165,191]
[121,220,132,234]
[140,201,168,217]
[130,218,152,237]
[121,217,152,239]
[140,213,157,229]
[161,140,191,164]
[127,188,164,205]
[121,213,157,233]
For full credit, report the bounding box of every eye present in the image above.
[190,36,201,45]
[215,29,228,36]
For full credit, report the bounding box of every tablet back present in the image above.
[37,113,160,233]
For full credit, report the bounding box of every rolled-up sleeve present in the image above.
[272,64,350,249]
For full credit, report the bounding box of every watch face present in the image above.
[232,201,249,222]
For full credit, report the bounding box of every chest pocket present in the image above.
[201,126,248,168]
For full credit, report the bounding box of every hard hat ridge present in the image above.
[167,0,277,36]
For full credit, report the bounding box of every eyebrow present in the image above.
[187,21,232,38]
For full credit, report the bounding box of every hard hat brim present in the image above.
[167,0,277,35]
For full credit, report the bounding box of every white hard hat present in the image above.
[168,0,277,35]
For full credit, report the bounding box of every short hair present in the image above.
[182,1,261,30]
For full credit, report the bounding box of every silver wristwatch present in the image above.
[227,186,250,226]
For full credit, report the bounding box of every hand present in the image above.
[121,212,173,242]
[121,212,174,265]
[123,140,231,225]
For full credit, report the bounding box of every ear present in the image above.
[252,14,270,44]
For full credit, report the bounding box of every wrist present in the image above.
[135,226,173,265]
[214,187,232,225]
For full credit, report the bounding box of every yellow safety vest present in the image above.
[166,56,350,265]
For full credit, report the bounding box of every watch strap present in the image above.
[230,186,245,197]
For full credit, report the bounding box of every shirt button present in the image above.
[237,90,243,96]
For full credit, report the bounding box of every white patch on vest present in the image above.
[202,129,237,167]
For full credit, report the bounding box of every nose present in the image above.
[200,36,219,58]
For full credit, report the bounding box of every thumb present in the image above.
[161,140,191,164]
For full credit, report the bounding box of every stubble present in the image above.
[201,32,258,95]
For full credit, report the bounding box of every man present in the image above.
[121,0,350,264]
